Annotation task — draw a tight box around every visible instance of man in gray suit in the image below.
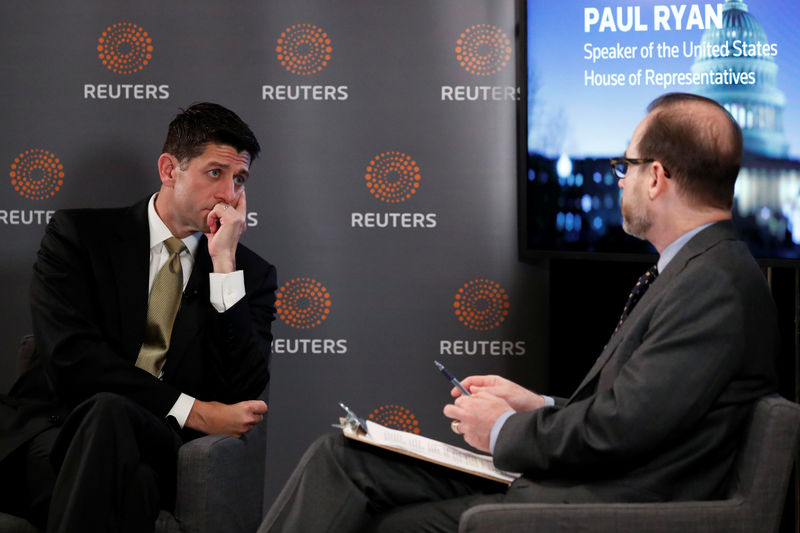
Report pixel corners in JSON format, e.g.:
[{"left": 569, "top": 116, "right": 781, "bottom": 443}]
[{"left": 259, "top": 93, "right": 779, "bottom": 532}]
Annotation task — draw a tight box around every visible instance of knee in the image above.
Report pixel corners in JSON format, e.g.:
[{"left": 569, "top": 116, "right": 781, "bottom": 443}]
[
  {"left": 310, "top": 432, "right": 343, "bottom": 450},
  {"left": 305, "top": 433, "right": 344, "bottom": 462},
  {"left": 82, "top": 392, "right": 135, "bottom": 421},
  {"left": 293, "top": 433, "right": 356, "bottom": 476}
]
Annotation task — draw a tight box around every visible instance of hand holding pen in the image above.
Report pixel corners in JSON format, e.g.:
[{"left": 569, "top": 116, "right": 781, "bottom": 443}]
[
  {"left": 435, "top": 360, "right": 471, "bottom": 396},
  {"left": 438, "top": 363, "right": 516, "bottom": 452}
]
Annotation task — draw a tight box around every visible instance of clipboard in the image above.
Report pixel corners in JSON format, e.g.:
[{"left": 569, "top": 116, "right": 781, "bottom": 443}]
[{"left": 333, "top": 403, "right": 519, "bottom": 485}]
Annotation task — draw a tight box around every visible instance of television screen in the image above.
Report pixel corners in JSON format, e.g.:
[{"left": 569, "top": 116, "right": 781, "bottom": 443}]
[{"left": 520, "top": 0, "right": 800, "bottom": 263}]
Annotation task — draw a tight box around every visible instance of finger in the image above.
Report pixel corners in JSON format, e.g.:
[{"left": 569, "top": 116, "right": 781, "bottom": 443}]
[
  {"left": 247, "top": 400, "right": 268, "bottom": 414},
  {"left": 206, "top": 210, "right": 220, "bottom": 234},
  {"left": 451, "top": 383, "right": 476, "bottom": 397},
  {"left": 236, "top": 189, "right": 247, "bottom": 213},
  {"left": 454, "top": 395, "right": 473, "bottom": 407},
  {"left": 443, "top": 403, "right": 463, "bottom": 420},
  {"left": 451, "top": 386, "right": 465, "bottom": 398},
  {"left": 459, "top": 375, "right": 490, "bottom": 391}
]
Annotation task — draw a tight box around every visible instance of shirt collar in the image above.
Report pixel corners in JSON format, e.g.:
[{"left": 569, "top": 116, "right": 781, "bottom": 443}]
[
  {"left": 657, "top": 221, "right": 715, "bottom": 273},
  {"left": 147, "top": 193, "right": 201, "bottom": 257}
]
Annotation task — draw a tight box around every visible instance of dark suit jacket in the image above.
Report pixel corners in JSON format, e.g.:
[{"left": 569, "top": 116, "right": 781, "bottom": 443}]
[
  {"left": 495, "top": 221, "right": 778, "bottom": 503},
  {"left": 0, "top": 197, "right": 276, "bottom": 461}
]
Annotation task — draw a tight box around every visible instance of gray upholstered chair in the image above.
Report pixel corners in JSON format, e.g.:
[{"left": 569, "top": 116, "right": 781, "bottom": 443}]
[
  {"left": 459, "top": 394, "right": 800, "bottom": 533},
  {"left": 1, "top": 335, "right": 267, "bottom": 533},
  {"left": 154, "top": 403, "right": 267, "bottom": 533}
]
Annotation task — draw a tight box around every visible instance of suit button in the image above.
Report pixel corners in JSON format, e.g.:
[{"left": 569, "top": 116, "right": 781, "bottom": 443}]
[{"left": 48, "top": 415, "right": 61, "bottom": 424}]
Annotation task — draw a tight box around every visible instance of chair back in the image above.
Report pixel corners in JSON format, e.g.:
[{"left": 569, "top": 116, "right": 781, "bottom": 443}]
[
  {"left": 16, "top": 334, "right": 36, "bottom": 377},
  {"left": 727, "top": 394, "right": 800, "bottom": 531}
]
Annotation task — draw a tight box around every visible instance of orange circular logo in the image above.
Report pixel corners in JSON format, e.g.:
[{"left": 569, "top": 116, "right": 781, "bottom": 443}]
[
  {"left": 9, "top": 149, "right": 64, "bottom": 200},
  {"left": 455, "top": 25, "right": 512, "bottom": 76},
  {"left": 97, "top": 22, "right": 153, "bottom": 75},
  {"left": 276, "top": 24, "right": 332, "bottom": 76},
  {"left": 364, "top": 152, "right": 421, "bottom": 203},
  {"left": 368, "top": 404, "right": 420, "bottom": 434},
  {"left": 453, "top": 279, "right": 510, "bottom": 331},
  {"left": 276, "top": 278, "right": 332, "bottom": 329}
]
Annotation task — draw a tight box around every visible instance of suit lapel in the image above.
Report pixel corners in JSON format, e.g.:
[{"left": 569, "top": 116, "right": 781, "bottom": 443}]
[
  {"left": 110, "top": 199, "right": 151, "bottom": 361},
  {"left": 161, "top": 236, "right": 210, "bottom": 377},
  {"left": 569, "top": 335, "right": 623, "bottom": 402},
  {"left": 567, "top": 221, "right": 738, "bottom": 404}
]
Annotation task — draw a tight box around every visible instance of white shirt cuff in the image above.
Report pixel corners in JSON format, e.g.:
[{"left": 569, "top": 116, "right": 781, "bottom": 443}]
[
  {"left": 209, "top": 270, "right": 245, "bottom": 312},
  {"left": 543, "top": 395, "right": 555, "bottom": 407},
  {"left": 168, "top": 393, "right": 195, "bottom": 428}
]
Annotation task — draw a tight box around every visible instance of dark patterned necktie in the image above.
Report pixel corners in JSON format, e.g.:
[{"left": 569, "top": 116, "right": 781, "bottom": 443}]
[
  {"left": 136, "top": 237, "right": 186, "bottom": 376},
  {"left": 614, "top": 265, "right": 658, "bottom": 333}
]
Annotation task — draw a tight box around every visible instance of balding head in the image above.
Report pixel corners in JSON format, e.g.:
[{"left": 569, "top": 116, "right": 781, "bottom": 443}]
[{"left": 637, "top": 93, "right": 742, "bottom": 210}]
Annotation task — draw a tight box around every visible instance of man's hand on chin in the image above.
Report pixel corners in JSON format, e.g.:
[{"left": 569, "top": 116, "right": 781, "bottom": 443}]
[{"left": 206, "top": 191, "right": 247, "bottom": 274}]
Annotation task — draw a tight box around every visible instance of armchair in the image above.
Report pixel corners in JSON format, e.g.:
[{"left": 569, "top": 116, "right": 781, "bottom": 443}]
[
  {"left": 459, "top": 395, "right": 800, "bottom": 533},
  {"left": 0, "top": 335, "right": 267, "bottom": 533}
]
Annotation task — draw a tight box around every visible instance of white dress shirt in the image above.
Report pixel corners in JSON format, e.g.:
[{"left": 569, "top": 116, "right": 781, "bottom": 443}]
[{"left": 146, "top": 194, "right": 246, "bottom": 428}]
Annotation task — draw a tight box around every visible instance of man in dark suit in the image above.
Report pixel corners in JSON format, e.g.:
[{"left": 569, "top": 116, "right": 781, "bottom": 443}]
[
  {"left": 258, "top": 93, "right": 778, "bottom": 532},
  {"left": 0, "top": 102, "right": 276, "bottom": 532}
]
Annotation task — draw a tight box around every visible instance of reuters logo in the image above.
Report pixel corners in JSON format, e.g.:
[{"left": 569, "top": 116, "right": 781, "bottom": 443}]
[
  {"left": 364, "top": 152, "right": 421, "bottom": 203},
  {"left": 9, "top": 149, "right": 64, "bottom": 200},
  {"left": 455, "top": 25, "right": 511, "bottom": 76},
  {"left": 276, "top": 24, "right": 332, "bottom": 76},
  {"left": 97, "top": 22, "right": 153, "bottom": 74},
  {"left": 276, "top": 277, "right": 332, "bottom": 329},
  {"left": 368, "top": 404, "right": 420, "bottom": 434},
  {"left": 454, "top": 279, "right": 510, "bottom": 331}
]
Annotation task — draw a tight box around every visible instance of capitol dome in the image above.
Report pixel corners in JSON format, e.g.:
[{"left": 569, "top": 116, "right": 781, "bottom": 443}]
[{"left": 691, "top": 0, "right": 788, "bottom": 158}]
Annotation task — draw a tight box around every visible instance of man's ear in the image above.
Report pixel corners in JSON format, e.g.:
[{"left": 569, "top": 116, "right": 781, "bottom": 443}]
[
  {"left": 647, "top": 161, "right": 669, "bottom": 200},
  {"left": 157, "top": 153, "right": 179, "bottom": 187}
]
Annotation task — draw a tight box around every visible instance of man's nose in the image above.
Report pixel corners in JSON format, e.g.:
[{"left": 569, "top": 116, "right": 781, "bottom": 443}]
[{"left": 215, "top": 176, "right": 237, "bottom": 204}]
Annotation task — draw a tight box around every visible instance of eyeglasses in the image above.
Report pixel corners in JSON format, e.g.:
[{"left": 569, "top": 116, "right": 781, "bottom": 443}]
[{"left": 609, "top": 157, "right": 656, "bottom": 179}]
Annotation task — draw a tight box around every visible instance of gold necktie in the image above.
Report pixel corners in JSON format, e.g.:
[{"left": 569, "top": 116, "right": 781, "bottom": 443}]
[{"left": 136, "top": 237, "right": 186, "bottom": 376}]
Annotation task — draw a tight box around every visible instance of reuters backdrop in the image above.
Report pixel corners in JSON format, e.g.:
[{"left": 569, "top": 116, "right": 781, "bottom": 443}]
[{"left": 0, "top": 0, "right": 547, "bottom": 506}]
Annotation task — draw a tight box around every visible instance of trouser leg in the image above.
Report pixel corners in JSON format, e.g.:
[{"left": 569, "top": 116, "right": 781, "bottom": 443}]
[
  {"left": 0, "top": 427, "right": 59, "bottom": 529},
  {"left": 0, "top": 447, "right": 26, "bottom": 517},
  {"left": 25, "top": 427, "right": 59, "bottom": 528},
  {"left": 367, "top": 490, "right": 506, "bottom": 533},
  {"left": 46, "top": 392, "right": 181, "bottom": 533},
  {"left": 260, "top": 433, "right": 505, "bottom": 533}
]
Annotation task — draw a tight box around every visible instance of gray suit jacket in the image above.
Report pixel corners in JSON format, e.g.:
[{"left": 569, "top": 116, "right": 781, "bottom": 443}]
[{"left": 495, "top": 221, "right": 778, "bottom": 503}]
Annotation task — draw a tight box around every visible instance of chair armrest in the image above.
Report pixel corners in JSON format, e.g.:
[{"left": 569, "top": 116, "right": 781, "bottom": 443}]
[
  {"left": 173, "top": 419, "right": 266, "bottom": 533},
  {"left": 459, "top": 499, "right": 751, "bottom": 533}
]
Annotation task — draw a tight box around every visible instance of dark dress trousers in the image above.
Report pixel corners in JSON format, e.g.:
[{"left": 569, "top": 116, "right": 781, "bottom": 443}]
[
  {"left": 260, "top": 220, "right": 778, "bottom": 533},
  {"left": 0, "top": 197, "right": 277, "bottom": 531}
]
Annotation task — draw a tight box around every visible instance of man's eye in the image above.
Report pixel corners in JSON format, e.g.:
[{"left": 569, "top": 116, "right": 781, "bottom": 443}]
[
  {"left": 234, "top": 176, "right": 246, "bottom": 186},
  {"left": 209, "top": 169, "right": 220, "bottom": 178}
]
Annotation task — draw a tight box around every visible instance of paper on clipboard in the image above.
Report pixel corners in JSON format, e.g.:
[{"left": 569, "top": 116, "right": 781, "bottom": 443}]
[{"left": 339, "top": 416, "right": 520, "bottom": 485}]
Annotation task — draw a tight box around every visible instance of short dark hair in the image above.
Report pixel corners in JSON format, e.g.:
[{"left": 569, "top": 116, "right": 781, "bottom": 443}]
[
  {"left": 162, "top": 102, "right": 261, "bottom": 166},
  {"left": 639, "top": 92, "right": 742, "bottom": 209}
]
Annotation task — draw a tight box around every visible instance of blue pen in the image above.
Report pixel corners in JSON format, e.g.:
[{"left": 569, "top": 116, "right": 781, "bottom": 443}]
[{"left": 434, "top": 360, "right": 471, "bottom": 396}]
